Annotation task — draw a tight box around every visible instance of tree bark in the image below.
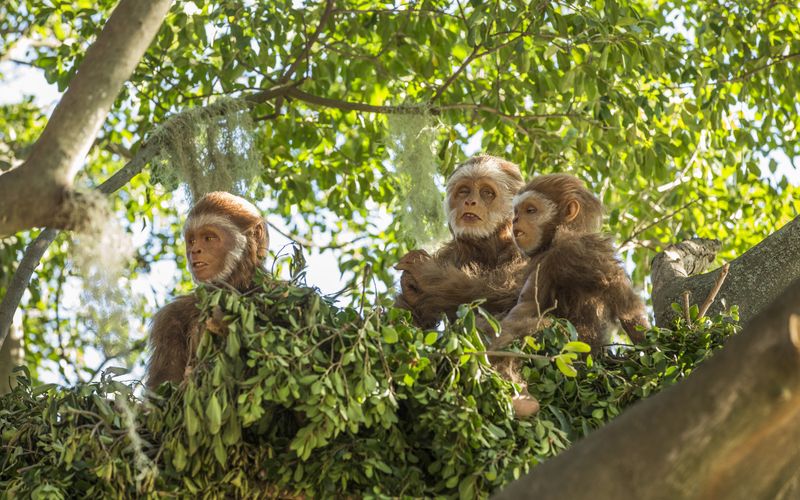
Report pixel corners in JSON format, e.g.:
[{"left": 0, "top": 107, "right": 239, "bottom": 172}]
[
  {"left": 651, "top": 215, "right": 800, "bottom": 327},
  {"left": 0, "top": 322, "right": 23, "bottom": 395},
  {"left": 0, "top": 0, "right": 173, "bottom": 236},
  {"left": 495, "top": 277, "right": 800, "bottom": 500}
]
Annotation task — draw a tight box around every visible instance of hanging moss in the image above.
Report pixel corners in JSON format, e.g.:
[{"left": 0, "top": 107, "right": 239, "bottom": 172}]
[
  {"left": 387, "top": 114, "right": 450, "bottom": 246},
  {"left": 149, "top": 98, "right": 260, "bottom": 201},
  {"left": 63, "top": 189, "right": 136, "bottom": 353}
]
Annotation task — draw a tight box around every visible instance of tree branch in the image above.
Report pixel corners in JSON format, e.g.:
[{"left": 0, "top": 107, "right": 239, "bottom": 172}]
[
  {"left": 283, "top": 86, "right": 581, "bottom": 122},
  {"left": 0, "top": 0, "right": 174, "bottom": 236},
  {"left": 0, "top": 229, "right": 58, "bottom": 351},
  {"left": 651, "top": 215, "right": 800, "bottom": 327},
  {"left": 280, "top": 0, "right": 335, "bottom": 84},
  {"left": 496, "top": 278, "right": 800, "bottom": 499}
]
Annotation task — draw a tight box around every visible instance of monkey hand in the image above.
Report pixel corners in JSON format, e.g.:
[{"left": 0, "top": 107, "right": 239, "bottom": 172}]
[
  {"left": 512, "top": 391, "right": 540, "bottom": 418},
  {"left": 204, "top": 305, "right": 229, "bottom": 336},
  {"left": 394, "top": 249, "right": 432, "bottom": 272}
]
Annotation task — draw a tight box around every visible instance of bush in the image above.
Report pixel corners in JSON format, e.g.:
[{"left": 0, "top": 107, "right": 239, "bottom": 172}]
[{"left": 0, "top": 273, "right": 739, "bottom": 498}]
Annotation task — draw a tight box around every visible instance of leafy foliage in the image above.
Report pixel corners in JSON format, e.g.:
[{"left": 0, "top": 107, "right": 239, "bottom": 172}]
[{"left": 0, "top": 274, "right": 739, "bottom": 497}]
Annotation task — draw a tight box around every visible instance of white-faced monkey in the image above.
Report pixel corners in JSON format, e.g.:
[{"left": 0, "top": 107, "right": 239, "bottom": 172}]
[
  {"left": 394, "top": 154, "right": 527, "bottom": 329},
  {"left": 146, "top": 192, "right": 269, "bottom": 389},
  {"left": 494, "top": 173, "right": 649, "bottom": 351}
]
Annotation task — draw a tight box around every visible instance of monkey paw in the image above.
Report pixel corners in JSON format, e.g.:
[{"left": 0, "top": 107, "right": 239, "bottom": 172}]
[
  {"left": 204, "top": 305, "right": 229, "bottom": 336},
  {"left": 512, "top": 393, "right": 541, "bottom": 418},
  {"left": 394, "top": 249, "right": 432, "bottom": 272}
]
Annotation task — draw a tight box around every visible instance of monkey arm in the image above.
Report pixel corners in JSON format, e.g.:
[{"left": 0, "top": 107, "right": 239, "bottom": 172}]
[
  {"left": 538, "top": 230, "right": 619, "bottom": 290},
  {"left": 610, "top": 273, "right": 650, "bottom": 343},
  {"left": 491, "top": 300, "right": 553, "bottom": 349},
  {"left": 396, "top": 257, "right": 527, "bottom": 329},
  {"left": 146, "top": 295, "right": 201, "bottom": 389}
]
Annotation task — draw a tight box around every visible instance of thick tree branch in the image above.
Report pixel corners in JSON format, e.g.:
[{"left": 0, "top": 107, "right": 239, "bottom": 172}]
[
  {"left": 284, "top": 87, "right": 581, "bottom": 122},
  {"left": 496, "top": 277, "right": 800, "bottom": 499},
  {"left": 0, "top": 229, "right": 58, "bottom": 351},
  {"left": 651, "top": 216, "right": 800, "bottom": 327},
  {"left": 0, "top": 0, "right": 173, "bottom": 236}
]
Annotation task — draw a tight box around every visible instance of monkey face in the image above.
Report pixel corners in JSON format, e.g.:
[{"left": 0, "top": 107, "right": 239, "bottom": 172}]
[
  {"left": 447, "top": 177, "right": 509, "bottom": 239},
  {"left": 511, "top": 191, "right": 558, "bottom": 255},
  {"left": 185, "top": 223, "right": 244, "bottom": 283}
]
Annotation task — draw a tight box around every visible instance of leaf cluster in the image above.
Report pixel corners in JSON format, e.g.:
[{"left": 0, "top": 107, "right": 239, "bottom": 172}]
[{"left": 0, "top": 274, "right": 739, "bottom": 498}]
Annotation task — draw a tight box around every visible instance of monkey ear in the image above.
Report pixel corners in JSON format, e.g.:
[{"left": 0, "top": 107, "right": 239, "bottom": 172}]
[
  {"left": 252, "top": 222, "right": 264, "bottom": 238},
  {"left": 565, "top": 199, "right": 581, "bottom": 223}
]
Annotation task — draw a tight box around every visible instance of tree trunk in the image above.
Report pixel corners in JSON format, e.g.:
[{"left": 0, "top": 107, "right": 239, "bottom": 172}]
[
  {"left": 651, "top": 215, "right": 800, "bottom": 327},
  {"left": 494, "top": 277, "right": 800, "bottom": 499},
  {"left": 0, "top": 0, "right": 173, "bottom": 236},
  {"left": 0, "top": 323, "right": 23, "bottom": 395}
]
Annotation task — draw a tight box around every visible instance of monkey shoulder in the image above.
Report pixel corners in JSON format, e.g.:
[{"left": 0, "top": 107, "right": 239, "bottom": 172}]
[
  {"left": 150, "top": 295, "right": 202, "bottom": 336},
  {"left": 547, "top": 230, "right": 618, "bottom": 265},
  {"left": 542, "top": 230, "right": 624, "bottom": 288}
]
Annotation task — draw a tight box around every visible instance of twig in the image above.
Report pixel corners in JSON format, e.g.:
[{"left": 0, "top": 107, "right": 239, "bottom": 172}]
[
  {"left": 431, "top": 45, "right": 481, "bottom": 102},
  {"left": 619, "top": 199, "right": 699, "bottom": 251},
  {"left": 471, "top": 350, "right": 551, "bottom": 361},
  {"left": 280, "top": 0, "right": 335, "bottom": 84},
  {"left": 697, "top": 263, "right": 730, "bottom": 320},
  {"left": 682, "top": 290, "right": 692, "bottom": 323},
  {"left": 533, "top": 263, "right": 545, "bottom": 330}
]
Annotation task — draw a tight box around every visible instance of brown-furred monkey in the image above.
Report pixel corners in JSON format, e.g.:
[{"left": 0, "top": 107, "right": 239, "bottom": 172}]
[
  {"left": 146, "top": 191, "right": 269, "bottom": 389},
  {"left": 394, "top": 154, "right": 540, "bottom": 417},
  {"left": 394, "top": 154, "right": 527, "bottom": 329},
  {"left": 492, "top": 174, "right": 649, "bottom": 352}
]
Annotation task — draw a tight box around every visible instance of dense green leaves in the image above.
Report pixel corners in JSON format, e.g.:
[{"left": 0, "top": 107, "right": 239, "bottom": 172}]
[{"left": 0, "top": 274, "right": 739, "bottom": 497}]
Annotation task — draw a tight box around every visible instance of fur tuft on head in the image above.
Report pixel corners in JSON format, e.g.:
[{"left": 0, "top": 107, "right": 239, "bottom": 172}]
[
  {"left": 184, "top": 191, "right": 269, "bottom": 286},
  {"left": 446, "top": 154, "right": 524, "bottom": 201},
  {"left": 445, "top": 155, "right": 524, "bottom": 239},
  {"left": 516, "top": 174, "right": 603, "bottom": 232}
]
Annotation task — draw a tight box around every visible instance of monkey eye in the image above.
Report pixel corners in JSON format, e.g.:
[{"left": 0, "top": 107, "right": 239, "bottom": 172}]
[
  {"left": 481, "top": 188, "right": 495, "bottom": 199},
  {"left": 458, "top": 187, "right": 470, "bottom": 195},
  {"left": 527, "top": 206, "right": 538, "bottom": 214}
]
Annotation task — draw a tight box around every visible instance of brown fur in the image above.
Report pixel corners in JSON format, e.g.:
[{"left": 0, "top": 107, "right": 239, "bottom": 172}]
[
  {"left": 146, "top": 192, "right": 268, "bottom": 389},
  {"left": 495, "top": 175, "right": 649, "bottom": 350},
  {"left": 146, "top": 295, "right": 202, "bottom": 389},
  {"left": 395, "top": 224, "right": 528, "bottom": 328}
]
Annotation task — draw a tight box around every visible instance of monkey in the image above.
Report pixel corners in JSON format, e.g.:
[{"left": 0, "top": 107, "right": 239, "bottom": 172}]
[
  {"left": 393, "top": 155, "right": 541, "bottom": 417},
  {"left": 491, "top": 173, "right": 649, "bottom": 352},
  {"left": 394, "top": 154, "right": 528, "bottom": 330},
  {"left": 146, "top": 191, "right": 269, "bottom": 389}
]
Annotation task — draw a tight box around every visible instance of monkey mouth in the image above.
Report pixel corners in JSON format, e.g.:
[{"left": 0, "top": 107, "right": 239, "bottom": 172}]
[
  {"left": 461, "top": 212, "right": 481, "bottom": 222},
  {"left": 513, "top": 229, "right": 525, "bottom": 238},
  {"left": 192, "top": 261, "right": 208, "bottom": 270}
]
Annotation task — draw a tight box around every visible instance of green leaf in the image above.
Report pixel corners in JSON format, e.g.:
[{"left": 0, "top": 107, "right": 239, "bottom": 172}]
[
  {"left": 206, "top": 394, "right": 222, "bottom": 435},
  {"left": 562, "top": 341, "right": 591, "bottom": 353},
  {"left": 383, "top": 326, "right": 399, "bottom": 344},
  {"left": 555, "top": 355, "right": 578, "bottom": 377},
  {"left": 424, "top": 331, "right": 438, "bottom": 345}
]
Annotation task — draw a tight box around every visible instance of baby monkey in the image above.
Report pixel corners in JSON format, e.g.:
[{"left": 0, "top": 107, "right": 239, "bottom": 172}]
[{"left": 494, "top": 173, "right": 649, "bottom": 351}]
